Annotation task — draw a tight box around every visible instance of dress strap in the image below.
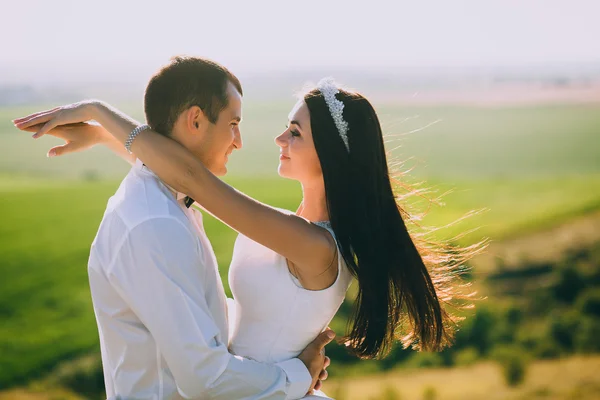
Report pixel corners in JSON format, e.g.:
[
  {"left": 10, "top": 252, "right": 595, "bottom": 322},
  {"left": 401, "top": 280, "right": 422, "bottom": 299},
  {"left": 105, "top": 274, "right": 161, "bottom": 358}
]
[{"left": 314, "top": 220, "right": 333, "bottom": 232}]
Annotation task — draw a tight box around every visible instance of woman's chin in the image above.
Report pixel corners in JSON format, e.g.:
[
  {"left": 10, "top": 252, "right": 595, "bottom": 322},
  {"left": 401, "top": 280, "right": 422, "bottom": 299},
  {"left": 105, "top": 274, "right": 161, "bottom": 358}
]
[{"left": 277, "top": 165, "right": 291, "bottom": 179}]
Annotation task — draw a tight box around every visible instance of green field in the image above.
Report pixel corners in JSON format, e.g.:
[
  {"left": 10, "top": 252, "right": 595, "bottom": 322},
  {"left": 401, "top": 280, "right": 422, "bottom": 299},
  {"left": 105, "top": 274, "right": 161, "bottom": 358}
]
[
  {"left": 325, "top": 356, "right": 600, "bottom": 400},
  {"left": 1, "top": 101, "right": 599, "bottom": 389},
  {"left": 2, "top": 103, "right": 599, "bottom": 179},
  {"left": 0, "top": 176, "right": 301, "bottom": 386}
]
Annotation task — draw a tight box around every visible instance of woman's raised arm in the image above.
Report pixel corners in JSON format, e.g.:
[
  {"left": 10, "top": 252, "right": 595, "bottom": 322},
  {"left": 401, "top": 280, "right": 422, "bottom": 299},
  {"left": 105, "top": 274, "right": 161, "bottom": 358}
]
[{"left": 14, "top": 101, "right": 336, "bottom": 278}]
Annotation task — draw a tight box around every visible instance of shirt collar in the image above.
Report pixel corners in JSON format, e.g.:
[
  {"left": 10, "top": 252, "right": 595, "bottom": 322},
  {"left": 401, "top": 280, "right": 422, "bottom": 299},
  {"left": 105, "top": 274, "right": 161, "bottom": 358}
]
[{"left": 134, "top": 159, "right": 188, "bottom": 202}]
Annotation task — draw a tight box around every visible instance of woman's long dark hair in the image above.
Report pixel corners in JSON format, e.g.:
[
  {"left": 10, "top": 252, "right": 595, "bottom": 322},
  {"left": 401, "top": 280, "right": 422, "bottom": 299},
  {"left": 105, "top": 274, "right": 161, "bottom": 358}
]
[{"left": 305, "top": 86, "right": 479, "bottom": 359}]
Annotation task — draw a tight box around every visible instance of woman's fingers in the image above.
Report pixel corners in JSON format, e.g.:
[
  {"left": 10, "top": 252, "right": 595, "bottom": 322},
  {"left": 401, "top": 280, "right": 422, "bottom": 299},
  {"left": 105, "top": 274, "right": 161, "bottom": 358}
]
[
  {"left": 17, "top": 122, "right": 74, "bottom": 141},
  {"left": 13, "top": 107, "right": 60, "bottom": 124},
  {"left": 14, "top": 108, "right": 57, "bottom": 126},
  {"left": 48, "top": 138, "right": 89, "bottom": 157},
  {"left": 14, "top": 116, "right": 57, "bottom": 139},
  {"left": 33, "top": 118, "right": 60, "bottom": 139},
  {"left": 47, "top": 144, "right": 65, "bottom": 158},
  {"left": 17, "top": 123, "right": 44, "bottom": 133},
  {"left": 47, "top": 143, "right": 69, "bottom": 158},
  {"left": 15, "top": 103, "right": 95, "bottom": 136},
  {"left": 15, "top": 110, "right": 58, "bottom": 131}
]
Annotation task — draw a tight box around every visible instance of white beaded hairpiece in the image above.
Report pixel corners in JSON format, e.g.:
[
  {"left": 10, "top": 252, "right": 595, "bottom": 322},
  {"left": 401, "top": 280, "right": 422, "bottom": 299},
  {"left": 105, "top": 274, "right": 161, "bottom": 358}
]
[{"left": 316, "top": 77, "right": 350, "bottom": 151}]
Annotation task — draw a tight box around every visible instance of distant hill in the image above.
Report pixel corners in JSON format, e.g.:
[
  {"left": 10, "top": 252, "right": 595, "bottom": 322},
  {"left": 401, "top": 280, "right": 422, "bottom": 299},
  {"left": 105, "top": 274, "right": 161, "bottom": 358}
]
[
  {"left": 0, "top": 85, "right": 84, "bottom": 107},
  {"left": 1, "top": 63, "right": 599, "bottom": 106}
]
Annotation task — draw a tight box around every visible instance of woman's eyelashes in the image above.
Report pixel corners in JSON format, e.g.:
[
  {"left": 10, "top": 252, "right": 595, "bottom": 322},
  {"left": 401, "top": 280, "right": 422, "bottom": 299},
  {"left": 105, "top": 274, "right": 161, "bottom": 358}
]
[{"left": 285, "top": 124, "right": 300, "bottom": 137}]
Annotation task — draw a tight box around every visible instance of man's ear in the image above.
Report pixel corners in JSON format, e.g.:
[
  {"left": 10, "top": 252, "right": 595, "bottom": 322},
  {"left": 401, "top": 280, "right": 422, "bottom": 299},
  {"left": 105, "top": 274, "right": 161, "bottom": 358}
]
[{"left": 186, "top": 106, "right": 207, "bottom": 133}]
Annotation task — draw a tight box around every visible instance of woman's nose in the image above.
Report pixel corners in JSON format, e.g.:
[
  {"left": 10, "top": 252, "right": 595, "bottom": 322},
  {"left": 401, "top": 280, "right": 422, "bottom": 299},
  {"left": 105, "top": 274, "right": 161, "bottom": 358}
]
[{"left": 275, "top": 131, "right": 288, "bottom": 147}]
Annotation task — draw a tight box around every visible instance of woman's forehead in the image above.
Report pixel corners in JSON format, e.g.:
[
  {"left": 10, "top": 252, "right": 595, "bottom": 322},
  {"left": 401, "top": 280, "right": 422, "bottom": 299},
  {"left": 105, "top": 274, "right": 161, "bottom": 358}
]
[{"left": 288, "top": 100, "right": 309, "bottom": 122}]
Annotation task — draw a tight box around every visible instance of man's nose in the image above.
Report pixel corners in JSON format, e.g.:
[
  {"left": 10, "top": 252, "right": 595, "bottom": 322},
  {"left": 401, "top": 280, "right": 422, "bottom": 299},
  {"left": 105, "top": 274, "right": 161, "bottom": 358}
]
[{"left": 234, "top": 128, "right": 243, "bottom": 150}]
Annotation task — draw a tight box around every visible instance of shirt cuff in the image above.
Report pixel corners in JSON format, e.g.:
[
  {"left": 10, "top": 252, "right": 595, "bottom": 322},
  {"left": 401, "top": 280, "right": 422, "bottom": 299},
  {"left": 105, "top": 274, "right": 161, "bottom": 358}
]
[{"left": 275, "top": 358, "right": 312, "bottom": 400}]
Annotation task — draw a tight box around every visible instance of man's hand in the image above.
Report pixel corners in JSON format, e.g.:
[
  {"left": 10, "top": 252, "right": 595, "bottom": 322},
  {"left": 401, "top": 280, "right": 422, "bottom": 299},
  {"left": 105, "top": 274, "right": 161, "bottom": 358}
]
[
  {"left": 313, "top": 354, "right": 330, "bottom": 392},
  {"left": 298, "top": 329, "right": 335, "bottom": 394}
]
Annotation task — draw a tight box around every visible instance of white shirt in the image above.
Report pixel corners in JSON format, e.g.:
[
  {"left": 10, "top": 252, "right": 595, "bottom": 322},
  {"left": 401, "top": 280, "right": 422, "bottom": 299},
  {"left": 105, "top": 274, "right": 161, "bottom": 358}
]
[{"left": 88, "top": 160, "right": 312, "bottom": 399}]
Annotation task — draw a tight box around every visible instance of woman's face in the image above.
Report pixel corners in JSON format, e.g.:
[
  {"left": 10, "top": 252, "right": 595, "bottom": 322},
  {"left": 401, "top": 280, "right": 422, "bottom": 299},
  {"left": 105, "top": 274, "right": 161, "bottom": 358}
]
[{"left": 275, "top": 100, "right": 323, "bottom": 183}]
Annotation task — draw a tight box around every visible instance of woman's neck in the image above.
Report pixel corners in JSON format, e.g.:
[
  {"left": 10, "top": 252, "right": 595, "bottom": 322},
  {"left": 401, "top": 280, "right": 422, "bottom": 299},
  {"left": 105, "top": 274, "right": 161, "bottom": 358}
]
[{"left": 298, "top": 181, "right": 329, "bottom": 222}]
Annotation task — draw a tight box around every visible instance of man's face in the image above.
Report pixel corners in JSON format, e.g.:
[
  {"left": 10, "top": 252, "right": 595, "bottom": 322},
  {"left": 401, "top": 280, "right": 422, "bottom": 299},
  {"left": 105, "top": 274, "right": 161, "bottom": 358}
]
[
  {"left": 175, "top": 81, "right": 243, "bottom": 176},
  {"left": 201, "top": 82, "right": 243, "bottom": 175}
]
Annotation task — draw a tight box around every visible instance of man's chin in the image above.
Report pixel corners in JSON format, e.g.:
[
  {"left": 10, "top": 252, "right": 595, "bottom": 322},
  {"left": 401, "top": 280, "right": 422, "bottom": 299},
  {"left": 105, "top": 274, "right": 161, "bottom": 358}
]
[{"left": 212, "top": 165, "right": 228, "bottom": 177}]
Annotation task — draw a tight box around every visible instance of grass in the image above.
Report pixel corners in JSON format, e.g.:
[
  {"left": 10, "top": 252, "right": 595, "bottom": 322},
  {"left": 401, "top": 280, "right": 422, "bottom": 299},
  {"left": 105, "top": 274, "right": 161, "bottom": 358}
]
[
  {"left": 2, "top": 103, "right": 599, "bottom": 179},
  {"left": 0, "top": 175, "right": 303, "bottom": 387},
  {"left": 380, "top": 104, "right": 600, "bottom": 179},
  {"left": 325, "top": 355, "right": 600, "bottom": 400},
  {"left": 0, "top": 180, "right": 117, "bottom": 387},
  {"left": 419, "top": 174, "right": 600, "bottom": 243},
  {"left": 1, "top": 173, "right": 599, "bottom": 387},
  {"left": 2, "top": 356, "right": 599, "bottom": 399}
]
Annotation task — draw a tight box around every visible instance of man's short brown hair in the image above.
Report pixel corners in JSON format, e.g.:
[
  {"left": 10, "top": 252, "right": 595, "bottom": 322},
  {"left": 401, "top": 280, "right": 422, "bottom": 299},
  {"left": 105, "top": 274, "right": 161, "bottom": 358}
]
[{"left": 144, "top": 56, "right": 243, "bottom": 136}]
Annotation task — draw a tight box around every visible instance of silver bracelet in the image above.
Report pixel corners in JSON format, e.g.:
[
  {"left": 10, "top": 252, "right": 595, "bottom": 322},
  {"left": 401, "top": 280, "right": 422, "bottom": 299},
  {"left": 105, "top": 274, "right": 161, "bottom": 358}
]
[{"left": 125, "top": 124, "right": 150, "bottom": 154}]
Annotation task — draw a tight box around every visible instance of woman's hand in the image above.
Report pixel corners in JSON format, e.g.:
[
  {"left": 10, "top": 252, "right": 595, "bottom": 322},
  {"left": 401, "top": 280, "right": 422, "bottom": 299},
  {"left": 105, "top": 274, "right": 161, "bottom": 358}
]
[
  {"left": 16, "top": 120, "right": 108, "bottom": 157},
  {"left": 13, "top": 100, "right": 100, "bottom": 139},
  {"left": 13, "top": 101, "right": 137, "bottom": 165}
]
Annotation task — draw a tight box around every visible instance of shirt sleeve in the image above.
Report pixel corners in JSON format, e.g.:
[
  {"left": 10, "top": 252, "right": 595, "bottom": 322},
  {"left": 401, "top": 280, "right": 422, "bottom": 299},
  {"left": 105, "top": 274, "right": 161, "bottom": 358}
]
[
  {"left": 226, "top": 297, "right": 237, "bottom": 343},
  {"left": 106, "top": 217, "right": 312, "bottom": 399}
]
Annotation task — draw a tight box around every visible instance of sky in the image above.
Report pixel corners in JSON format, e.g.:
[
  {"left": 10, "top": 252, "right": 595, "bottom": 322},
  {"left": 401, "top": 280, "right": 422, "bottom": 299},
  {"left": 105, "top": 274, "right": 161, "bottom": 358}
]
[{"left": 1, "top": 0, "right": 599, "bottom": 84}]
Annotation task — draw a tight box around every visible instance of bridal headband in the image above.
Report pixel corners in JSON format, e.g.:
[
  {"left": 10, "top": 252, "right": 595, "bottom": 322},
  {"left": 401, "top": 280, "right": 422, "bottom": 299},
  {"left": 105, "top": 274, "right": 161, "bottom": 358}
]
[{"left": 316, "top": 77, "right": 350, "bottom": 151}]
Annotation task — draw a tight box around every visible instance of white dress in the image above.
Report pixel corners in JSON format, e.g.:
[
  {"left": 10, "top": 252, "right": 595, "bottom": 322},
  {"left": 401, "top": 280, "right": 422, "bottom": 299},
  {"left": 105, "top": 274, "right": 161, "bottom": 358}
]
[{"left": 228, "top": 213, "right": 354, "bottom": 399}]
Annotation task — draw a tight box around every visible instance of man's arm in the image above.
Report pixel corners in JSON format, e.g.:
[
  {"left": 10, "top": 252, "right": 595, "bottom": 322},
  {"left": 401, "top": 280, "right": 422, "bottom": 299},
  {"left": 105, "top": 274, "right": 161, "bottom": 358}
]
[{"left": 107, "top": 217, "right": 313, "bottom": 399}]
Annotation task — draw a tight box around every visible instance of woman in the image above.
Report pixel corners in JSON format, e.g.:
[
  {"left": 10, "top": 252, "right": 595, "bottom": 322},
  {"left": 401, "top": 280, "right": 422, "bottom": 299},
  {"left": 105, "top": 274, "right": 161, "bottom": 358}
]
[{"left": 15, "top": 78, "right": 475, "bottom": 395}]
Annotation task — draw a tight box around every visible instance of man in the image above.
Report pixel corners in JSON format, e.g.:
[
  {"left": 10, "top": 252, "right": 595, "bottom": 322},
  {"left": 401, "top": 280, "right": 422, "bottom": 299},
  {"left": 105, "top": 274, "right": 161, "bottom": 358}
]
[{"left": 14, "top": 57, "right": 332, "bottom": 399}]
